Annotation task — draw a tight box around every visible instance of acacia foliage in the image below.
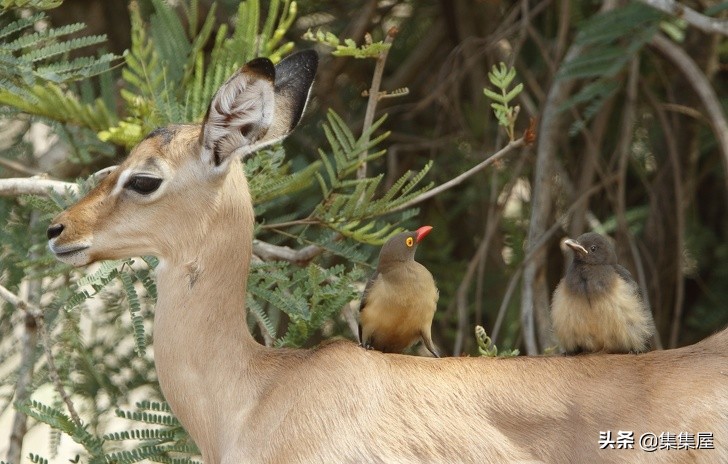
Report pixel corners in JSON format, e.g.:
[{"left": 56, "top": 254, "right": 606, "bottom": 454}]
[{"left": 2, "top": 1, "right": 728, "bottom": 462}]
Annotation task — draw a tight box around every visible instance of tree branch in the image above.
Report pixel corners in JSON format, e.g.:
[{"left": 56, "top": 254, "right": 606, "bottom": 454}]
[
  {"left": 391, "top": 136, "right": 526, "bottom": 213},
  {"left": 0, "top": 284, "right": 81, "bottom": 427},
  {"left": 0, "top": 177, "right": 77, "bottom": 197},
  {"left": 6, "top": 308, "right": 37, "bottom": 464},
  {"left": 521, "top": 43, "right": 584, "bottom": 355},
  {"left": 252, "top": 240, "right": 324, "bottom": 266},
  {"left": 357, "top": 27, "right": 397, "bottom": 179},
  {"left": 637, "top": 0, "right": 728, "bottom": 37},
  {"left": 0, "top": 157, "right": 42, "bottom": 176},
  {"left": 644, "top": 85, "right": 683, "bottom": 350},
  {"left": 650, "top": 33, "right": 728, "bottom": 195}
]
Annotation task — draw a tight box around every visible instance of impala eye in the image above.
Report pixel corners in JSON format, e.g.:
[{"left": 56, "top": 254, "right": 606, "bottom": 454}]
[{"left": 124, "top": 175, "right": 162, "bottom": 195}]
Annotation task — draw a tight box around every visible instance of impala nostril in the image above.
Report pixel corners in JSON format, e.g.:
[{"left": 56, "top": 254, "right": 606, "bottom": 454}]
[{"left": 47, "top": 223, "right": 64, "bottom": 240}]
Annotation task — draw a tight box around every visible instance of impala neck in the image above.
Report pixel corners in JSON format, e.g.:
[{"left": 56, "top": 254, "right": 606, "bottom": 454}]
[{"left": 151, "top": 164, "right": 263, "bottom": 457}]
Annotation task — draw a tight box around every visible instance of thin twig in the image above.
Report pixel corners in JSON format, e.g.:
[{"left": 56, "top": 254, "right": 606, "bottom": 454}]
[
  {"left": 569, "top": 101, "right": 613, "bottom": 237},
  {"left": 390, "top": 137, "right": 526, "bottom": 213},
  {"left": 37, "top": 310, "right": 81, "bottom": 426},
  {"left": 615, "top": 56, "right": 654, "bottom": 317},
  {"left": 0, "top": 157, "right": 42, "bottom": 176},
  {"left": 644, "top": 83, "right": 683, "bottom": 350},
  {"left": 555, "top": 0, "right": 570, "bottom": 62},
  {"left": 453, "top": 206, "right": 498, "bottom": 356},
  {"left": 7, "top": 212, "right": 44, "bottom": 464},
  {"left": 412, "top": 0, "right": 551, "bottom": 114},
  {"left": 314, "top": 0, "right": 378, "bottom": 111},
  {"left": 491, "top": 267, "right": 523, "bottom": 345},
  {"left": 0, "top": 284, "right": 82, "bottom": 427},
  {"left": 453, "top": 152, "right": 528, "bottom": 355},
  {"left": 6, "top": 307, "right": 37, "bottom": 464},
  {"left": 357, "top": 27, "right": 397, "bottom": 179},
  {"left": 636, "top": 0, "right": 728, "bottom": 37},
  {"left": 650, "top": 34, "right": 728, "bottom": 195}
]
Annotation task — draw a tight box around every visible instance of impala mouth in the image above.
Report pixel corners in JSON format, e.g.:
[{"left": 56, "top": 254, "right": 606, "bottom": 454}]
[{"left": 49, "top": 243, "right": 91, "bottom": 265}]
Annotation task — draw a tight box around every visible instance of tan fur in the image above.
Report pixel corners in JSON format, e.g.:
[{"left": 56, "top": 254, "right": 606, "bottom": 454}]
[
  {"left": 48, "top": 62, "right": 728, "bottom": 464},
  {"left": 360, "top": 261, "right": 438, "bottom": 353},
  {"left": 552, "top": 277, "right": 654, "bottom": 353}
]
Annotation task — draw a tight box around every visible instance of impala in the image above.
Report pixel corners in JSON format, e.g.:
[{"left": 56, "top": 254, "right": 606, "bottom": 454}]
[{"left": 47, "top": 50, "right": 727, "bottom": 463}]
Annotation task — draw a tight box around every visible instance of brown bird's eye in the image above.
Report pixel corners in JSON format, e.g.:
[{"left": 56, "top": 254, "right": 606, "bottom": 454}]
[
  {"left": 406, "top": 237, "right": 414, "bottom": 247},
  {"left": 590, "top": 245, "right": 597, "bottom": 252}
]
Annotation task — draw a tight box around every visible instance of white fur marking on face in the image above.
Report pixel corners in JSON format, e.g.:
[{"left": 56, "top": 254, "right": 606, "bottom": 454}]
[{"left": 112, "top": 169, "right": 132, "bottom": 197}]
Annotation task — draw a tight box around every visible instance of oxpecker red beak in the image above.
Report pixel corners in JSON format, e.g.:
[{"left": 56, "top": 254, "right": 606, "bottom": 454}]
[{"left": 416, "top": 225, "right": 433, "bottom": 243}]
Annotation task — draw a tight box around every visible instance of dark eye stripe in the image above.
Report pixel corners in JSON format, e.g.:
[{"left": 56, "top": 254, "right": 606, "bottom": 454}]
[{"left": 124, "top": 175, "right": 162, "bottom": 195}]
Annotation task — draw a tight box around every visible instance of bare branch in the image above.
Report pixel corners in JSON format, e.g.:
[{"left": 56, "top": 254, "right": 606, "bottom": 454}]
[
  {"left": 650, "top": 34, "right": 728, "bottom": 194},
  {"left": 521, "top": 44, "right": 583, "bottom": 355},
  {"left": 0, "top": 284, "right": 81, "bottom": 427},
  {"left": 637, "top": 0, "right": 728, "bottom": 37},
  {"left": 0, "top": 157, "right": 42, "bottom": 176},
  {"left": 452, "top": 152, "right": 528, "bottom": 355},
  {"left": 252, "top": 240, "right": 324, "bottom": 266},
  {"left": 357, "top": 27, "right": 397, "bottom": 179},
  {"left": 0, "top": 177, "right": 77, "bottom": 197},
  {"left": 391, "top": 137, "right": 526, "bottom": 213},
  {"left": 0, "top": 286, "right": 41, "bottom": 318},
  {"left": 647, "top": 92, "right": 682, "bottom": 349},
  {"left": 0, "top": 166, "right": 114, "bottom": 198},
  {"left": 615, "top": 57, "right": 651, "bottom": 311},
  {"left": 6, "top": 309, "right": 37, "bottom": 464}
]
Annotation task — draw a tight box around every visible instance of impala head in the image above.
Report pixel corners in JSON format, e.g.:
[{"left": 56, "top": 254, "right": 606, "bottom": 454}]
[{"left": 47, "top": 51, "right": 318, "bottom": 266}]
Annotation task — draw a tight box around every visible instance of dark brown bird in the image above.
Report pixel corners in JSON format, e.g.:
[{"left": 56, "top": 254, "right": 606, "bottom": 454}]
[
  {"left": 551, "top": 232, "right": 656, "bottom": 354},
  {"left": 359, "top": 226, "right": 440, "bottom": 357}
]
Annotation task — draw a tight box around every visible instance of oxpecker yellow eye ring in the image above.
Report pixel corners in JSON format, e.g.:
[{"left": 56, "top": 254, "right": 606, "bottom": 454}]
[{"left": 406, "top": 237, "right": 414, "bottom": 247}]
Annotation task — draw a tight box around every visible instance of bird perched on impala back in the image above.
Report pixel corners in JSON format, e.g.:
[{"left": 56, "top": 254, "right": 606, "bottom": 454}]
[
  {"left": 551, "top": 232, "right": 656, "bottom": 354},
  {"left": 359, "top": 226, "right": 440, "bottom": 357}
]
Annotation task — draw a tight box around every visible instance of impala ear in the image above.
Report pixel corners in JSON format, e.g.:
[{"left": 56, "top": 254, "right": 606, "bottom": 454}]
[
  {"left": 200, "top": 57, "right": 276, "bottom": 169},
  {"left": 254, "top": 50, "right": 318, "bottom": 150},
  {"left": 200, "top": 50, "right": 318, "bottom": 170}
]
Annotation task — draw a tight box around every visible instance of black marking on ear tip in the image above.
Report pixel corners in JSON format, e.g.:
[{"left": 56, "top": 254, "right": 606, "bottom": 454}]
[
  {"left": 275, "top": 50, "right": 319, "bottom": 89},
  {"left": 244, "top": 57, "right": 275, "bottom": 81},
  {"left": 290, "top": 49, "right": 319, "bottom": 69},
  {"left": 274, "top": 50, "right": 319, "bottom": 132}
]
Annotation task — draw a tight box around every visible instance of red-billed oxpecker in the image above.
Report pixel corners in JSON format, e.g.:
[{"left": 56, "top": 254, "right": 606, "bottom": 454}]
[{"left": 359, "top": 226, "right": 440, "bottom": 357}]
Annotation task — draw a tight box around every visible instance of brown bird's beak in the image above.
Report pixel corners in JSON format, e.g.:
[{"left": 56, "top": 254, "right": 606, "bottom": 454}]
[
  {"left": 415, "top": 225, "right": 433, "bottom": 243},
  {"left": 564, "top": 238, "right": 588, "bottom": 256}
]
